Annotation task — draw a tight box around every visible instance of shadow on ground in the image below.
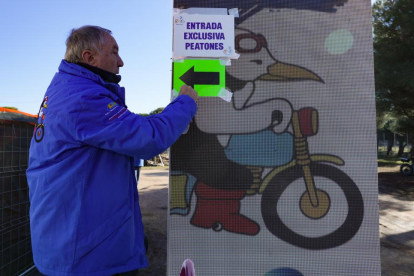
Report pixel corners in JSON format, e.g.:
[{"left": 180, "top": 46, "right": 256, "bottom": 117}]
[
  {"left": 378, "top": 171, "right": 414, "bottom": 199},
  {"left": 380, "top": 235, "right": 414, "bottom": 276},
  {"left": 378, "top": 168, "right": 414, "bottom": 276}
]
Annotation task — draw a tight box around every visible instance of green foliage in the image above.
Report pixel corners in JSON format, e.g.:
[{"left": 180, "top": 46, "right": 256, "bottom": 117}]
[
  {"left": 389, "top": 117, "right": 414, "bottom": 136},
  {"left": 149, "top": 107, "right": 165, "bottom": 116},
  {"left": 373, "top": 0, "right": 414, "bottom": 145},
  {"left": 377, "top": 155, "right": 403, "bottom": 167},
  {"left": 2, "top": 106, "right": 18, "bottom": 110},
  {"left": 137, "top": 107, "right": 164, "bottom": 117}
]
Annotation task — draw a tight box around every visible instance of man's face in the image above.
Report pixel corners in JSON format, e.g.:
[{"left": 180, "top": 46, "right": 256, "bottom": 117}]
[{"left": 93, "top": 34, "right": 124, "bottom": 74}]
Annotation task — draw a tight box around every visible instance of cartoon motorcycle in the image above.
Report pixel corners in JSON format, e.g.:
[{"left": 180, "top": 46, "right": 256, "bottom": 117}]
[
  {"left": 259, "top": 107, "right": 364, "bottom": 249},
  {"left": 170, "top": 107, "right": 364, "bottom": 250}
]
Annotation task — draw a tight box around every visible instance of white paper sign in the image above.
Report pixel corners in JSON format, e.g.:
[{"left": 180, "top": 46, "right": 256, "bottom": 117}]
[{"left": 173, "top": 14, "right": 235, "bottom": 58}]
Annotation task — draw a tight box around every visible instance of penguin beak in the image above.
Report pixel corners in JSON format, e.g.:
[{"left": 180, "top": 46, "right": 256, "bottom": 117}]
[{"left": 259, "top": 61, "right": 324, "bottom": 83}]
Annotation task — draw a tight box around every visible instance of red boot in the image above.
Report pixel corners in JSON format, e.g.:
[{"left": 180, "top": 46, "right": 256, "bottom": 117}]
[{"left": 190, "top": 182, "right": 260, "bottom": 235}]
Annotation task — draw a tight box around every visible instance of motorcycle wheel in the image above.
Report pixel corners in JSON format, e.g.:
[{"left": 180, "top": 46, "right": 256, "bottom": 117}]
[
  {"left": 261, "top": 163, "right": 364, "bottom": 250},
  {"left": 400, "top": 164, "right": 413, "bottom": 176}
]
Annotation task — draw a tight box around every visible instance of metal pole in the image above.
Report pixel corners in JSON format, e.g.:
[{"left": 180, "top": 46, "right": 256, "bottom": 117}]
[{"left": 159, "top": 154, "right": 165, "bottom": 167}]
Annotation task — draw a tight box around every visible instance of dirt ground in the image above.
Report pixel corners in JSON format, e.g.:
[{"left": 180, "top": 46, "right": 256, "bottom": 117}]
[
  {"left": 137, "top": 169, "right": 170, "bottom": 276},
  {"left": 378, "top": 165, "right": 414, "bottom": 276},
  {"left": 138, "top": 166, "right": 414, "bottom": 276}
]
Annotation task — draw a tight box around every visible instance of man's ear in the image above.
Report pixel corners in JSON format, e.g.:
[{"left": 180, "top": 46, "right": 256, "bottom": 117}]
[{"left": 81, "top": 50, "right": 96, "bottom": 65}]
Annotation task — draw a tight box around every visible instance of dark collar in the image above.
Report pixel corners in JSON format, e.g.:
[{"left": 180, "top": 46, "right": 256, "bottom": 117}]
[{"left": 77, "top": 63, "right": 122, "bottom": 84}]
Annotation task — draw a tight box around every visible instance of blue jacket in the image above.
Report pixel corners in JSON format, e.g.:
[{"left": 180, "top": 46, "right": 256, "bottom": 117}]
[{"left": 27, "top": 60, "right": 197, "bottom": 276}]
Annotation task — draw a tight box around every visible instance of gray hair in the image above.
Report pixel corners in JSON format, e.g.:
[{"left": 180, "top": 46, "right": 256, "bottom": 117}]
[{"left": 64, "top": 25, "right": 112, "bottom": 63}]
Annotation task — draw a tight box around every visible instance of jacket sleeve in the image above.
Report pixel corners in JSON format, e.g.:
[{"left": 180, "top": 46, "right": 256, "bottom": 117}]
[{"left": 75, "top": 93, "right": 197, "bottom": 159}]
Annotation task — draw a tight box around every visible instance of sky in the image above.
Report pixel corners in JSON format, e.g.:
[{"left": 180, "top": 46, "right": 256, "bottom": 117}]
[
  {"left": 0, "top": 0, "right": 378, "bottom": 115},
  {"left": 0, "top": 1, "right": 174, "bottom": 115}
]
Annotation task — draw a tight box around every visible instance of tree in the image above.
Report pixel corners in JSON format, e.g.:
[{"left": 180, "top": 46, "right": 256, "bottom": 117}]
[
  {"left": 149, "top": 107, "right": 164, "bottom": 116},
  {"left": 373, "top": 0, "right": 414, "bottom": 156},
  {"left": 137, "top": 107, "right": 164, "bottom": 117},
  {"left": 385, "top": 116, "right": 411, "bottom": 156}
]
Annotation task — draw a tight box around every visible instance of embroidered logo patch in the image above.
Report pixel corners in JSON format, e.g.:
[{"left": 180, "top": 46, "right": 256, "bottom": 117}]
[
  {"left": 43, "top": 96, "right": 48, "bottom": 108},
  {"left": 34, "top": 124, "right": 45, "bottom": 143},
  {"left": 107, "top": 102, "right": 118, "bottom": 110},
  {"left": 34, "top": 95, "right": 48, "bottom": 143},
  {"left": 109, "top": 107, "right": 127, "bottom": 121}
]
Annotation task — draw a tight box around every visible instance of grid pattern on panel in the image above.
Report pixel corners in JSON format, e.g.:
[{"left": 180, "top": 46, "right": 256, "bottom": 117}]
[
  {"left": 168, "top": 1, "right": 381, "bottom": 275},
  {"left": 0, "top": 121, "right": 35, "bottom": 276}
]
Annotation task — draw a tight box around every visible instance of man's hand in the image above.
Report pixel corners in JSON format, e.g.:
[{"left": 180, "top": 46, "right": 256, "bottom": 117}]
[{"left": 179, "top": 85, "right": 198, "bottom": 103}]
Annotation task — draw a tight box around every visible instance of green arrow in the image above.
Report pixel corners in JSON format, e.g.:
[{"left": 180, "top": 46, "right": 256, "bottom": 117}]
[{"left": 173, "top": 59, "right": 225, "bottom": 97}]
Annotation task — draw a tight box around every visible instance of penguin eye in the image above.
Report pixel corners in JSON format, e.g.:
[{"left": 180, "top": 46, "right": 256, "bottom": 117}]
[
  {"left": 235, "top": 33, "right": 267, "bottom": 53},
  {"left": 239, "top": 38, "right": 258, "bottom": 50}
]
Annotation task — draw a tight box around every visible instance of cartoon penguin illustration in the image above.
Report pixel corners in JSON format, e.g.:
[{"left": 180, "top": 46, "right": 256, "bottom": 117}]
[
  {"left": 171, "top": 0, "right": 346, "bottom": 236},
  {"left": 171, "top": 26, "right": 323, "bottom": 236}
]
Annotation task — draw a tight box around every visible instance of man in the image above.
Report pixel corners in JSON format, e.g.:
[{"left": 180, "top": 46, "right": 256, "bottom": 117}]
[{"left": 27, "top": 25, "right": 198, "bottom": 276}]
